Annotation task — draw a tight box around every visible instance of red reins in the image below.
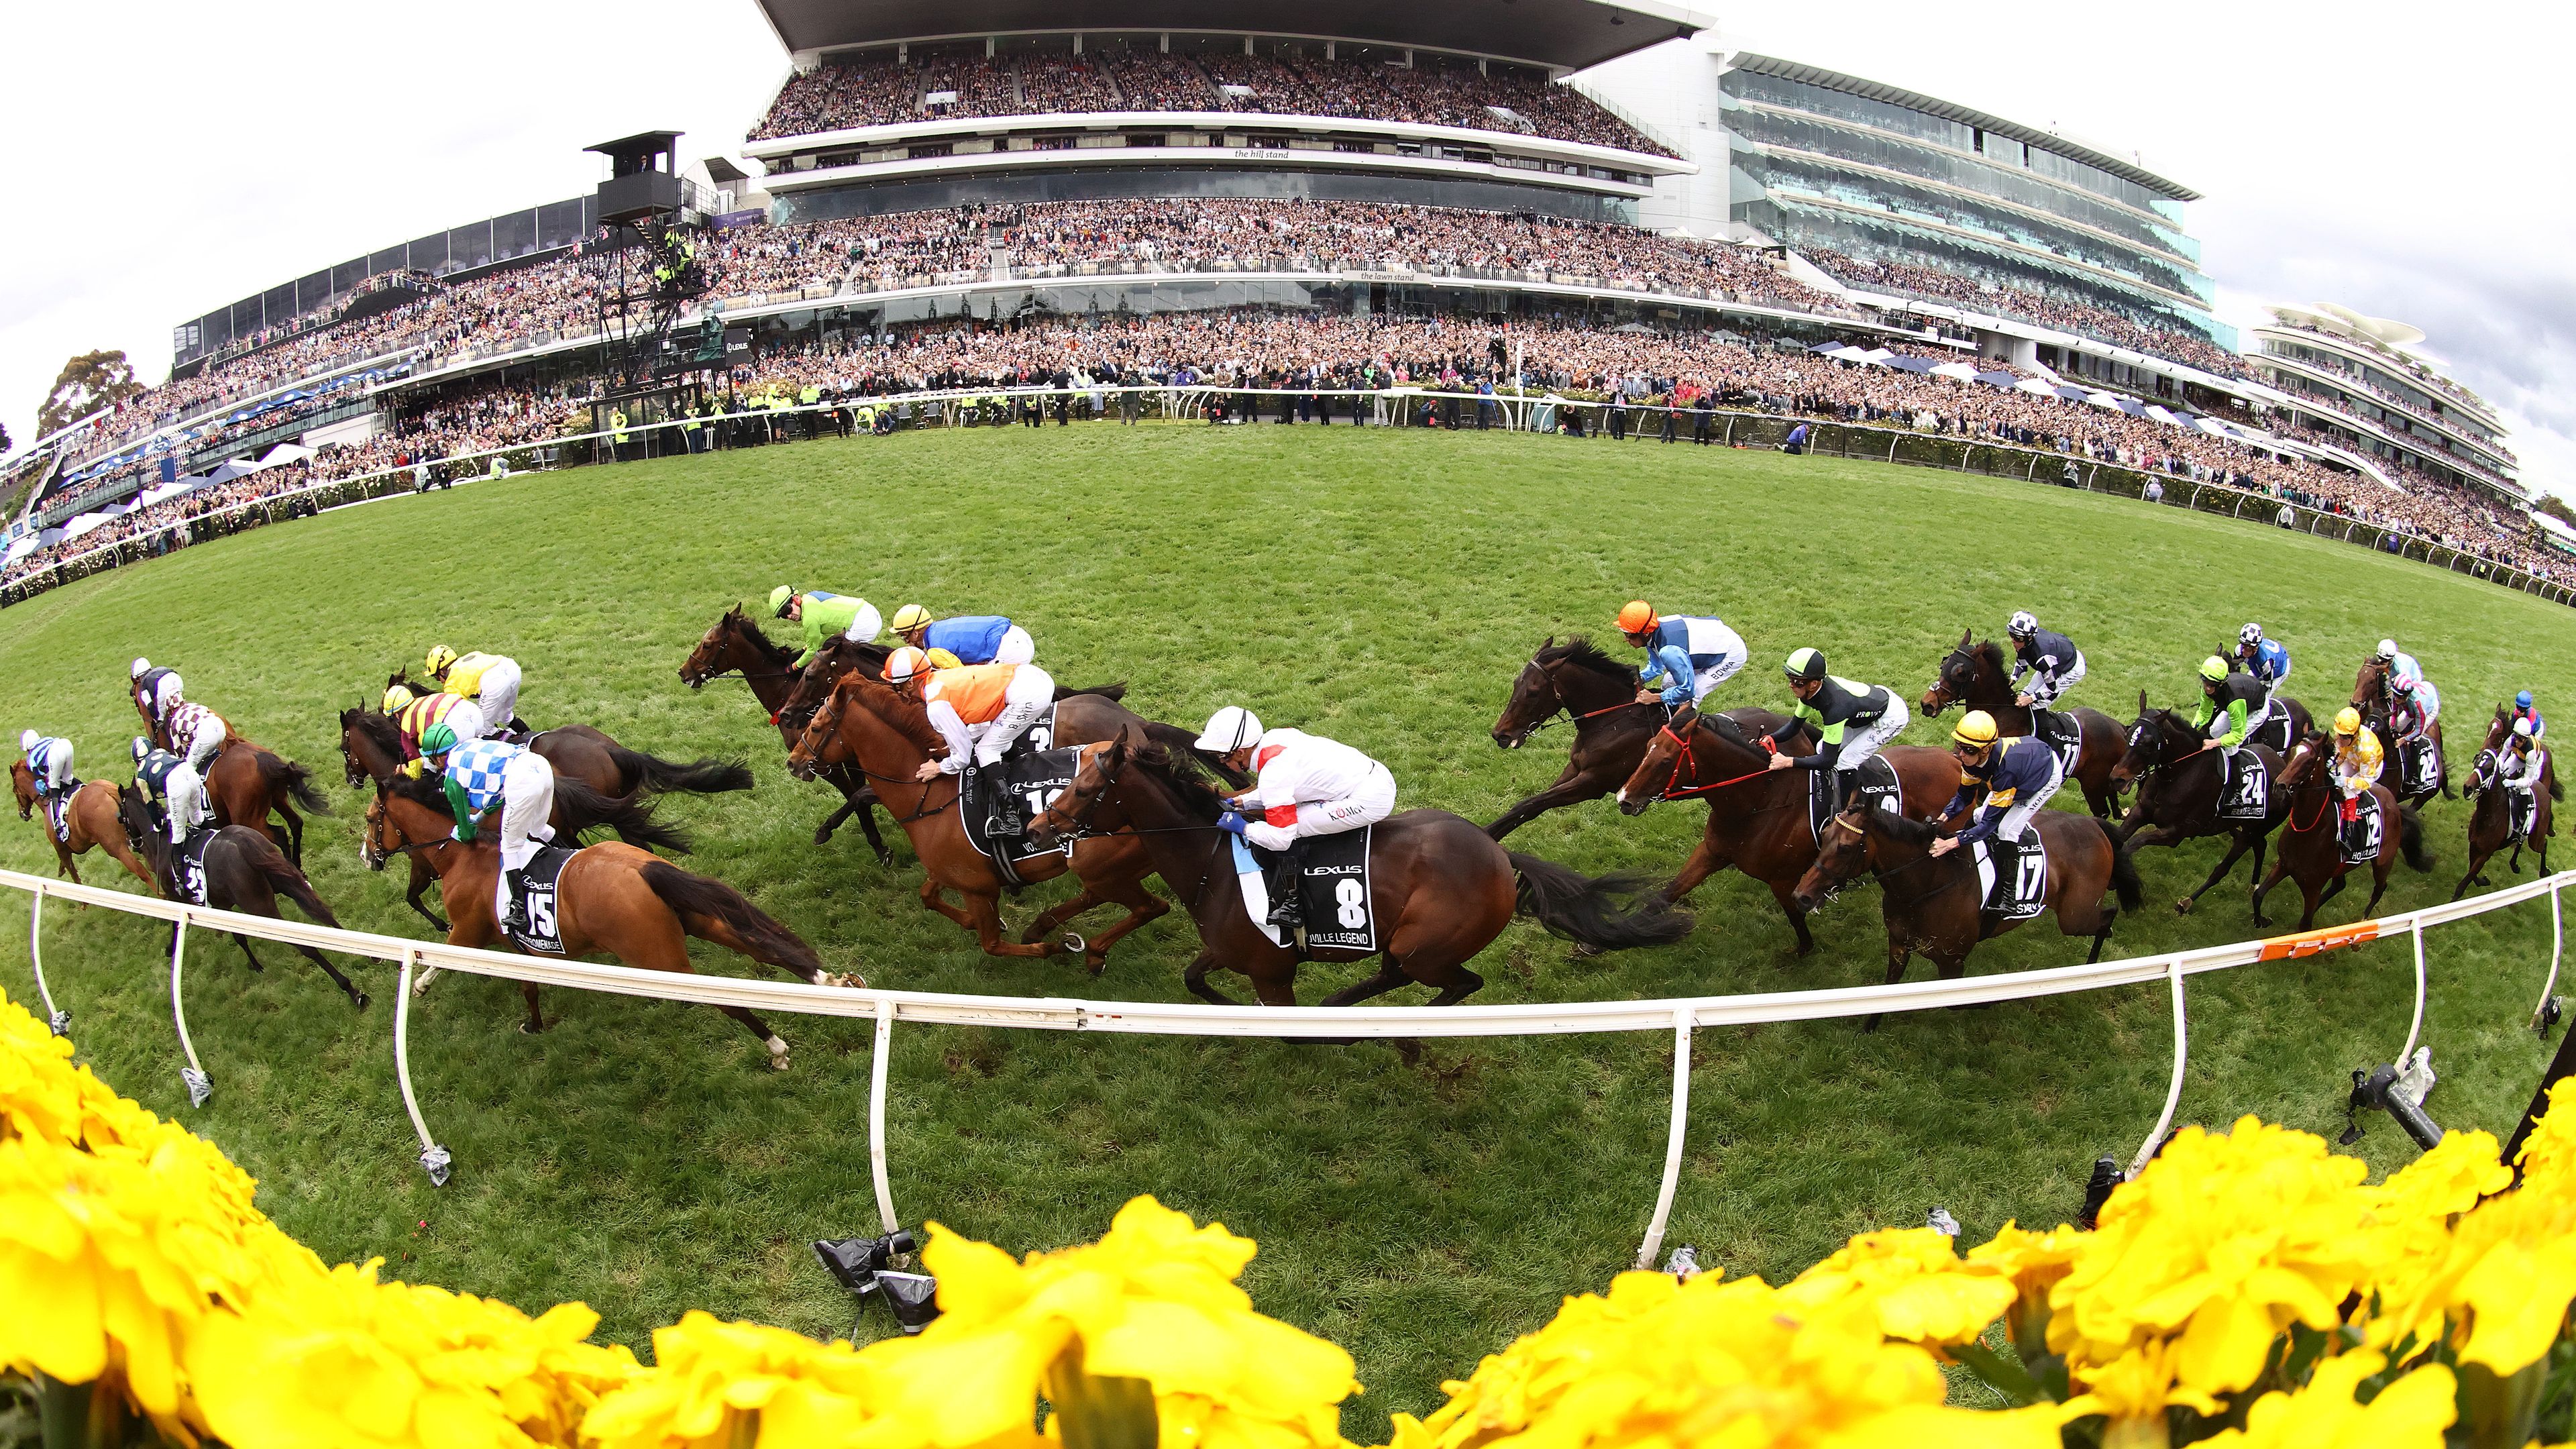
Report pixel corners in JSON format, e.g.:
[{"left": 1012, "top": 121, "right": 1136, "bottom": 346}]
[{"left": 1653, "top": 722, "right": 1774, "bottom": 800}]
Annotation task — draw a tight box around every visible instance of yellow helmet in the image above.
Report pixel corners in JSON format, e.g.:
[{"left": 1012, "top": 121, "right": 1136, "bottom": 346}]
[
  {"left": 883, "top": 646, "right": 931, "bottom": 685},
  {"left": 889, "top": 604, "right": 933, "bottom": 635},
  {"left": 2332, "top": 706, "right": 2362, "bottom": 737},
  {"left": 424, "top": 645, "right": 459, "bottom": 678},
  {"left": 924, "top": 647, "right": 964, "bottom": 671},
  {"left": 381, "top": 684, "right": 416, "bottom": 716},
  {"left": 1951, "top": 710, "right": 2000, "bottom": 749}
]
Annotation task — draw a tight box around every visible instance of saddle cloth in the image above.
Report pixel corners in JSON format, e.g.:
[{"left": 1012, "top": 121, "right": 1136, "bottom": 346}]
[
  {"left": 172, "top": 830, "right": 215, "bottom": 906},
  {"left": 2249, "top": 709, "right": 2298, "bottom": 755},
  {"left": 2400, "top": 737, "right": 2442, "bottom": 796},
  {"left": 2030, "top": 709, "right": 2084, "bottom": 775},
  {"left": 1809, "top": 755, "right": 1902, "bottom": 842},
  {"left": 2341, "top": 795, "right": 2385, "bottom": 867},
  {"left": 2217, "top": 747, "right": 2270, "bottom": 822},
  {"left": 1972, "top": 835, "right": 2049, "bottom": 920},
  {"left": 961, "top": 744, "right": 1082, "bottom": 870},
  {"left": 1232, "top": 826, "right": 1377, "bottom": 952},
  {"left": 501, "top": 844, "right": 578, "bottom": 957}
]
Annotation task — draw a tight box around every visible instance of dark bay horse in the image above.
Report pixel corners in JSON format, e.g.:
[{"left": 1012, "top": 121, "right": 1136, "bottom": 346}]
[
  {"left": 2457, "top": 705, "right": 2557, "bottom": 898},
  {"left": 115, "top": 786, "right": 368, "bottom": 1010},
  {"left": 1025, "top": 737, "right": 1692, "bottom": 1008},
  {"left": 1486, "top": 636, "right": 1670, "bottom": 839},
  {"left": 2353, "top": 655, "right": 2449, "bottom": 803},
  {"left": 2252, "top": 729, "right": 2427, "bottom": 929},
  {"left": 680, "top": 606, "right": 892, "bottom": 861},
  {"left": 365, "top": 776, "right": 856, "bottom": 1067},
  {"left": 382, "top": 670, "right": 753, "bottom": 799},
  {"left": 1791, "top": 802, "right": 2137, "bottom": 1010},
  {"left": 2108, "top": 693, "right": 2293, "bottom": 913},
  {"left": 1613, "top": 705, "right": 1962, "bottom": 954},
  {"left": 1915, "top": 631, "right": 2133, "bottom": 819},
  {"left": 12, "top": 763, "right": 153, "bottom": 889}
]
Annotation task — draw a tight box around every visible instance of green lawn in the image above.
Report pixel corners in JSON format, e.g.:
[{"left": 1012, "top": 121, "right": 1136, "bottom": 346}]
[{"left": 2, "top": 422, "right": 2570, "bottom": 1428}]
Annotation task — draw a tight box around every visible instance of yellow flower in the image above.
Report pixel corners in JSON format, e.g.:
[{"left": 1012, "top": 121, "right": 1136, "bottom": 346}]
[
  {"left": 1780, "top": 1227, "right": 2016, "bottom": 1350},
  {"left": 1964, "top": 1222, "right": 2082, "bottom": 1359},
  {"left": 2196, "top": 1352, "right": 2452, "bottom": 1448},
  {"left": 580, "top": 1311, "right": 885, "bottom": 1449},
  {"left": 2513, "top": 1077, "right": 2576, "bottom": 1195},
  {"left": 2357, "top": 1130, "right": 2510, "bottom": 1354}
]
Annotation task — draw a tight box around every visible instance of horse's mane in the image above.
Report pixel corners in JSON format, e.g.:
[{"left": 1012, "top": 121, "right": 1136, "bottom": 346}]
[
  {"left": 346, "top": 706, "right": 402, "bottom": 749},
  {"left": 1973, "top": 637, "right": 2008, "bottom": 672},
  {"left": 1129, "top": 742, "right": 1228, "bottom": 820},
  {"left": 1864, "top": 806, "right": 1943, "bottom": 847},
  {"left": 1538, "top": 635, "right": 1638, "bottom": 686},
  {"left": 382, "top": 770, "right": 451, "bottom": 812},
  {"left": 729, "top": 608, "right": 800, "bottom": 669},
  {"left": 842, "top": 677, "right": 945, "bottom": 753}
]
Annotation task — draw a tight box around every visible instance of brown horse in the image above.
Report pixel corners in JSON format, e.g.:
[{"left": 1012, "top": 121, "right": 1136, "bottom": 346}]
[
  {"left": 1915, "top": 631, "right": 2138, "bottom": 819},
  {"left": 114, "top": 786, "right": 369, "bottom": 1010},
  {"left": 1612, "top": 705, "right": 1964, "bottom": 954},
  {"left": 199, "top": 734, "right": 333, "bottom": 865},
  {"left": 1024, "top": 736, "right": 1693, "bottom": 1008},
  {"left": 2352, "top": 655, "right": 2449, "bottom": 803},
  {"left": 2457, "top": 705, "right": 2558, "bottom": 899},
  {"left": 785, "top": 674, "right": 1175, "bottom": 972},
  {"left": 364, "top": 773, "right": 857, "bottom": 1065},
  {"left": 11, "top": 763, "right": 153, "bottom": 888},
  {"left": 2251, "top": 729, "right": 2428, "bottom": 928},
  {"left": 2108, "top": 693, "right": 2292, "bottom": 913},
  {"left": 679, "top": 606, "right": 893, "bottom": 861},
  {"left": 1790, "top": 802, "right": 2137, "bottom": 1008},
  {"left": 1485, "top": 636, "right": 1671, "bottom": 839}
]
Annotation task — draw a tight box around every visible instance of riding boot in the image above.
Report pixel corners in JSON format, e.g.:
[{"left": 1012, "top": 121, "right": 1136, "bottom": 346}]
[
  {"left": 1822, "top": 769, "right": 1847, "bottom": 819},
  {"left": 502, "top": 869, "right": 531, "bottom": 934},
  {"left": 1263, "top": 849, "right": 1305, "bottom": 930},
  {"left": 1988, "top": 837, "right": 2021, "bottom": 910}
]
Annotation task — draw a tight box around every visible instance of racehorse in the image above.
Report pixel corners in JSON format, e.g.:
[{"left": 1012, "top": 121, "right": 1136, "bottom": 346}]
[
  {"left": 11, "top": 763, "right": 152, "bottom": 889},
  {"left": 2456, "top": 704, "right": 2557, "bottom": 899},
  {"left": 1611, "top": 705, "right": 1964, "bottom": 954},
  {"left": 203, "top": 733, "right": 333, "bottom": 865},
  {"left": 2108, "top": 693, "right": 2293, "bottom": 913},
  {"left": 679, "top": 606, "right": 894, "bottom": 861},
  {"left": 785, "top": 674, "right": 1177, "bottom": 973},
  {"left": 1024, "top": 736, "right": 1693, "bottom": 1008},
  {"left": 1486, "top": 637, "right": 1670, "bottom": 839},
  {"left": 1915, "top": 631, "right": 2141, "bottom": 819},
  {"left": 365, "top": 775, "right": 856, "bottom": 1067},
  {"left": 1791, "top": 801, "right": 2137, "bottom": 1019},
  {"left": 2251, "top": 729, "right": 2427, "bottom": 929},
  {"left": 773, "top": 633, "right": 897, "bottom": 736},
  {"left": 114, "top": 786, "right": 369, "bottom": 1010},
  {"left": 2353, "top": 654, "right": 2450, "bottom": 803},
  {"left": 383, "top": 669, "right": 752, "bottom": 799}
]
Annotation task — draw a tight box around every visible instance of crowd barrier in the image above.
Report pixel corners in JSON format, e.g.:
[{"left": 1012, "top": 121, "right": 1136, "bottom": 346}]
[{"left": 10, "top": 858, "right": 2567, "bottom": 1270}]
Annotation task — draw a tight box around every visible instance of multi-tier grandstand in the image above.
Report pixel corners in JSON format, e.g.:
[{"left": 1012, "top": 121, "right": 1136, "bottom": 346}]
[{"left": 0, "top": 1, "right": 2556, "bottom": 599}]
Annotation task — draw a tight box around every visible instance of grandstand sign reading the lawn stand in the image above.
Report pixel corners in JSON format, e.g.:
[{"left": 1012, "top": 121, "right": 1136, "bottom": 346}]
[{"left": 2258, "top": 920, "right": 2384, "bottom": 959}]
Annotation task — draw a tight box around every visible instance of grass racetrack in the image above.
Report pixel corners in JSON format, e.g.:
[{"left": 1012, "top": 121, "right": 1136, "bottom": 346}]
[{"left": 3, "top": 421, "right": 2571, "bottom": 1421}]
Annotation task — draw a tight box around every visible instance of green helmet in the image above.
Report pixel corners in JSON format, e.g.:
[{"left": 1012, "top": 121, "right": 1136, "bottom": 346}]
[
  {"left": 2198, "top": 655, "right": 2231, "bottom": 684},
  {"left": 1784, "top": 647, "right": 1827, "bottom": 683},
  {"left": 768, "top": 585, "right": 797, "bottom": 618},
  {"left": 419, "top": 722, "right": 459, "bottom": 757}
]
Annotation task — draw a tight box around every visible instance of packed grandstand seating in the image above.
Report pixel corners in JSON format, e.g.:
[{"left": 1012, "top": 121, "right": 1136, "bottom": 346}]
[
  {"left": 1801, "top": 248, "right": 2249, "bottom": 382},
  {"left": 12, "top": 309, "right": 2564, "bottom": 596},
  {"left": 747, "top": 48, "right": 1676, "bottom": 156}
]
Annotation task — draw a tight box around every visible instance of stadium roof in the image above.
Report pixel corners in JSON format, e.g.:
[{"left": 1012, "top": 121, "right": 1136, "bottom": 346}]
[
  {"left": 1726, "top": 53, "right": 2200, "bottom": 203},
  {"left": 752, "top": 0, "right": 1711, "bottom": 71}
]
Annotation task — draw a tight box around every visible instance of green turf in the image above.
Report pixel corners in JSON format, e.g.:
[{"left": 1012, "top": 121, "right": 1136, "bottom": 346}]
[{"left": 2, "top": 422, "right": 2570, "bottom": 1427}]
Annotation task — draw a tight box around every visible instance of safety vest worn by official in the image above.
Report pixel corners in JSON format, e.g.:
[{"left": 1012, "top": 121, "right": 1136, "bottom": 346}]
[{"left": 920, "top": 665, "right": 1020, "bottom": 724}]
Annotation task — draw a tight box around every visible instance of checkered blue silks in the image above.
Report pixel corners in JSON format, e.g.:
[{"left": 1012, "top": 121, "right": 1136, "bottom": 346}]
[{"left": 441, "top": 738, "right": 525, "bottom": 814}]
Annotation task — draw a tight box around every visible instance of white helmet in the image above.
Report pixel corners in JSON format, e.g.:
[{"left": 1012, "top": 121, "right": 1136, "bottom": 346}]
[
  {"left": 18, "top": 730, "right": 36, "bottom": 753},
  {"left": 2239, "top": 623, "right": 2263, "bottom": 647},
  {"left": 2007, "top": 610, "right": 2037, "bottom": 637},
  {"left": 2516, "top": 718, "right": 2536, "bottom": 739},
  {"left": 2377, "top": 639, "right": 2399, "bottom": 660},
  {"left": 840, "top": 600, "right": 884, "bottom": 645},
  {"left": 131, "top": 657, "right": 150, "bottom": 680},
  {"left": 1195, "top": 706, "right": 1263, "bottom": 753}
]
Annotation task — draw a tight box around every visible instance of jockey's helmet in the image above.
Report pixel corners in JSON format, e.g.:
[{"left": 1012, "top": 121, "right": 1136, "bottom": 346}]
[
  {"left": 2376, "top": 639, "right": 2399, "bottom": 661},
  {"left": 2516, "top": 718, "right": 2536, "bottom": 740},
  {"left": 18, "top": 730, "right": 37, "bottom": 753},
  {"left": 1951, "top": 711, "right": 1999, "bottom": 751},
  {"left": 890, "top": 604, "right": 934, "bottom": 635},
  {"left": 419, "top": 722, "right": 458, "bottom": 757},
  {"left": 1615, "top": 600, "right": 1656, "bottom": 637},
  {"left": 2239, "top": 623, "right": 2264, "bottom": 647},
  {"left": 382, "top": 685, "right": 415, "bottom": 716},
  {"left": 2198, "top": 656, "right": 2230, "bottom": 684},
  {"left": 2332, "top": 707, "right": 2362, "bottom": 737},
  {"left": 2519, "top": 690, "right": 2535, "bottom": 709},
  {"left": 1195, "top": 706, "right": 1264, "bottom": 754},
  {"left": 130, "top": 657, "right": 150, "bottom": 680},
  {"left": 2007, "top": 610, "right": 2037, "bottom": 638},
  {"left": 768, "top": 585, "right": 796, "bottom": 618},
  {"left": 1784, "top": 648, "right": 1827, "bottom": 684},
  {"left": 424, "top": 645, "right": 459, "bottom": 678},
  {"left": 883, "top": 646, "right": 931, "bottom": 685}
]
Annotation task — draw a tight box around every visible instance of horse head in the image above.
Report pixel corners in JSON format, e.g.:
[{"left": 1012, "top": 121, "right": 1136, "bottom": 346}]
[
  {"left": 1922, "top": 629, "right": 1980, "bottom": 716},
  {"left": 680, "top": 607, "right": 746, "bottom": 690},
  {"left": 785, "top": 678, "right": 853, "bottom": 782},
  {"left": 782, "top": 638, "right": 889, "bottom": 735},
  {"left": 2352, "top": 655, "right": 2392, "bottom": 714},
  {"left": 1492, "top": 636, "right": 1567, "bottom": 749},
  {"left": 1792, "top": 804, "right": 1877, "bottom": 912},
  {"left": 2111, "top": 691, "right": 2162, "bottom": 788},
  {"left": 2479, "top": 702, "right": 2514, "bottom": 756},
  {"left": 1026, "top": 736, "right": 1130, "bottom": 849},
  {"left": 2276, "top": 729, "right": 2329, "bottom": 792},
  {"left": 1615, "top": 705, "right": 1701, "bottom": 815},
  {"left": 9, "top": 760, "right": 34, "bottom": 819},
  {"left": 2467, "top": 748, "right": 2501, "bottom": 796}
]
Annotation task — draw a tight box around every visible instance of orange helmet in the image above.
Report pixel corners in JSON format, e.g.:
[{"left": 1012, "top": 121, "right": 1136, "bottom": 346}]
[
  {"left": 883, "top": 646, "right": 932, "bottom": 686},
  {"left": 1617, "top": 600, "right": 1657, "bottom": 636}
]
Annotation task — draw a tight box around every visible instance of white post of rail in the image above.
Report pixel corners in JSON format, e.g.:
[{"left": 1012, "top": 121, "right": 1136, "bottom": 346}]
[
  {"left": 2537, "top": 880, "right": 2566, "bottom": 1032},
  {"left": 393, "top": 948, "right": 450, "bottom": 1185},
  {"left": 2131, "top": 956, "right": 2188, "bottom": 1176},
  {"left": 28, "top": 881, "right": 65, "bottom": 1035},
  {"left": 170, "top": 916, "right": 210, "bottom": 1107},
  {"left": 1634, "top": 1006, "right": 1695, "bottom": 1271},
  {"left": 869, "top": 998, "right": 900, "bottom": 1234},
  {"left": 2398, "top": 916, "right": 2429, "bottom": 1069}
]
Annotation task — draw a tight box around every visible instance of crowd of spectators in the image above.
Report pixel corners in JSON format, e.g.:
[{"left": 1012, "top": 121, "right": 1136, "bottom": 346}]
[
  {"left": 749, "top": 48, "right": 1674, "bottom": 155},
  {"left": 1803, "top": 248, "right": 2248, "bottom": 381}
]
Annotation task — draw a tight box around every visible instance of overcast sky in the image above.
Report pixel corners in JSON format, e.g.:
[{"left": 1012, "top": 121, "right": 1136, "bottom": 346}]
[{"left": 2, "top": 0, "right": 2563, "bottom": 493}]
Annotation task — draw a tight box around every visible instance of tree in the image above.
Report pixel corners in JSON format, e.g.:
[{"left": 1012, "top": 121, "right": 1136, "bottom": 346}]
[
  {"left": 0, "top": 420, "right": 11, "bottom": 454},
  {"left": 36, "top": 350, "right": 146, "bottom": 439},
  {"left": 2534, "top": 492, "right": 2576, "bottom": 530}
]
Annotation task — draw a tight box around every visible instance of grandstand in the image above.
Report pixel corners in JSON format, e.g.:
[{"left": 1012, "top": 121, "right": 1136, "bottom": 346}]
[{"left": 2247, "top": 303, "right": 2522, "bottom": 507}]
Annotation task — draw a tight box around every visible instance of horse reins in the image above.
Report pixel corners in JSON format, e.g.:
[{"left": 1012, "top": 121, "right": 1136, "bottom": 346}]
[
  {"left": 1512, "top": 657, "right": 1651, "bottom": 741},
  {"left": 1652, "top": 721, "right": 1775, "bottom": 801}
]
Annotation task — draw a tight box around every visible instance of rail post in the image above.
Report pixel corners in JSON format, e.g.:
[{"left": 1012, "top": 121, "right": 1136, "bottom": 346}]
[
  {"left": 2399, "top": 916, "right": 2430, "bottom": 1069},
  {"left": 28, "top": 881, "right": 66, "bottom": 1035},
  {"left": 1634, "top": 1006, "right": 1695, "bottom": 1271},
  {"left": 170, "top": 916, "right": 210, "bottom": 1108},
  {"left": 869, "top": 998, "right": 900, "bottom": 1234},
  {"left": 394, "top": 947, "right": 450, "bottom": 1185},
  {"left": 2536, "top": 881, "right": 2566, "bottom": 1033},
  {"left": 2131, "top": 957, "right": 2189, "bottom": 1175}
]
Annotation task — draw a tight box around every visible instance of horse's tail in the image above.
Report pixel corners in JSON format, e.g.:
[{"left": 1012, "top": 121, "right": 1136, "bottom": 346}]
[
  {"left": 2106, "top": 820, "right": 2143, "bottom": 910},
  {"left": 1054, "top": 681, "right": 1128, "bottom": 702},
  {"left": 639, "top": 861, "right": 824, "bottom": 977},
  {"left": 2398, "top": 802, "right": 2433, "bottom": 872},
  {"left": 1507, "top": 852, "right": 1695, "bottom": 953},
  {"left": 256, "top": 749, "right": 333, "bottom": 816},
  {"left": 552, "top": 776, "right": 692, "bottom": 855},
  {"left": 1140, "top": 719, "right": 1249, "bottom": 787},
  {"left": 244, "top": 834, "right": 342, "bottom": 928},
  {"left": 2552, "top": 771, "right": 2564, "bottom": 804},
  {"left": 605, "top": 743, "right": 755, "bottom": 796}
]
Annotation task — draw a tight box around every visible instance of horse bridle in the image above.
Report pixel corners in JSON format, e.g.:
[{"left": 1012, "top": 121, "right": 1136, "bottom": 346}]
[
  {"left": 1507, "top": 655, "right": 1646, "bottom": 745},
  {"left": 1924, "top": 644, "right": 1976, "bottom": 711}
]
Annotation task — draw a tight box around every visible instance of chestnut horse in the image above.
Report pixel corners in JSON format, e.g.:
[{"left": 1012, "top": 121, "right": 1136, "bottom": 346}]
[
  {"left": 2457, "top": 704, "right": 2557, "bottom": 899},
  {"left": 1915, "top": 631, "right": 2140, "bottom": 819},
  {"left": 1790, "top": 800, "right": 2137, "bottom": 1012},
  {"left": 2352, "top": 654, "right": 2450, "bottom": 803},
  {"left": 1612, "top": 704, "right": 1963, "bottom": 954},
  {"left": 11, "top": 763, "right": 152, "bottom": 888},
  {"left": 114, "top": 786, "right": 368, "bottom": 1010},
  {"left": 201, "top": 735, "right": 333, "bottom": 865},
  {"left": 2251, "top": 729, "right": 2427, "bottom": 929},
  {"left": 679, "top": 606, "right": 892, "bottom": 861},
  {"left": 1025, "top": 737, "right": 1692, "bottom": 1008},
  {"left": 2108, "top": 693, "right": 2293, "bottom": 914},
  {"left": 364, "top": 773, "right": 857, "bottom": 1067},
  {"left": 1485, "top": 637, "right": 1670, "bottom": 839}
]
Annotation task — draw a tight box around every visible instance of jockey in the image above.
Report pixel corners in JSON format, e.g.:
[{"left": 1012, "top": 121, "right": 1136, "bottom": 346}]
[
  {"left": 382, "top": 684, "right": 488, "bottom": 777},
  {"left": 2498, "top": 718, "right": 2548, "bottom": 822},
  {"left": 424, "top": 645, "right": 525, "bottom": 736},
  {"left": 19, "top": 731, "right": 73, "bottom": 841},
  {"left": 2328, "top": 708, "right": 2385, "bottom": 854},
  {"left": 2377, "top": 639, "right": 2440, "bottom": 726},
  {"left": 2514, "top": 690, "right": 2546, "bottom": 741},
  {"left": 1615, "top": 599, "right": 1745, "bottom": 708},
  {"left": 163, "top": 700, "right": 229, "bottom": 775},
  {"left": 1927, "top": 710, "right": 2061, "bottom": 895},
  {"left": 130, "top": 658, "right": 184, "bottom": 727},
  {"left": 2233, "top": 623, "right": 2292, "bottom": 710},
  {"left": 2190, "top": 656, "right": 2269, "bottom": 771},
  {"left": 418, "top": 721, "right": 557, "bottom": 936},
  {"left": 1197, "top": 706, "right": 1398, "bottom": 930},
  {"left": 2004, "top": 611, "right": 2086, "bottom": 718},
  {"left": 768, "top": 586, "right": 883, "bottom": 669},
  {"left": 888, "top": 604, "right": 1035, "bottom": 666},
  {"left": 1759, "top": 648, "right": 1909, "bottom": 816},
  {"left": 2386, "top": 676, "right": 2433, "bottom": 750},
  {"left": 131, "top": 736, "right": 208, "bottom": 848},
  {"left": 885, "top": 649, "right": 1055, "bottom": 835}
]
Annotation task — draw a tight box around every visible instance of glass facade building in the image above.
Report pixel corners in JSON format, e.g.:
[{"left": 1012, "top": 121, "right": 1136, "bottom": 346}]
[{"left": 2249, "top": 304, "right": 2520, "bottom": 503}]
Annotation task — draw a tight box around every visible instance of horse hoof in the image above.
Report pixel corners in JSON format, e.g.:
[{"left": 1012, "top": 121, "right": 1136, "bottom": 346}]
[
  {"left": 812, "top": 824, "right": 837, "bottom": 846},
  {"left": 1568, "top": 941, "right": 1605, "bottom": 960},
  {"left": 1083, "top": 953, "right": 1108, "bottom": 977},
  {"left": 352, "top": 992, "right": 370, "bottom": 1012},
  {"left": 821, "top": 971, "right": 866, "bottom": 989},
  {"left": 517, "top": 1020, "right": 545, "bottom": 1035},
  {"left": 1059, "top": 930, "right": 1087, "bottom": 956},
  {"left": 768, "top": 1052, "right": 792, "bottom": 1072},
  {"left": 2173, "top": 897, "right": 2194, "bottom": 915}
]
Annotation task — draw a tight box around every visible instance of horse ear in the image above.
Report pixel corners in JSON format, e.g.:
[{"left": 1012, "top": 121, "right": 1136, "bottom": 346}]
[
  {"left": 2138, "top": 689, "right": 2150, "bottom": 714},
  {"left": 1959, "top": 627, "right": 1974, "bottom": 647},
  {"left": 1542, "top": 633, "right": 1556, "bottom": 650}
]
